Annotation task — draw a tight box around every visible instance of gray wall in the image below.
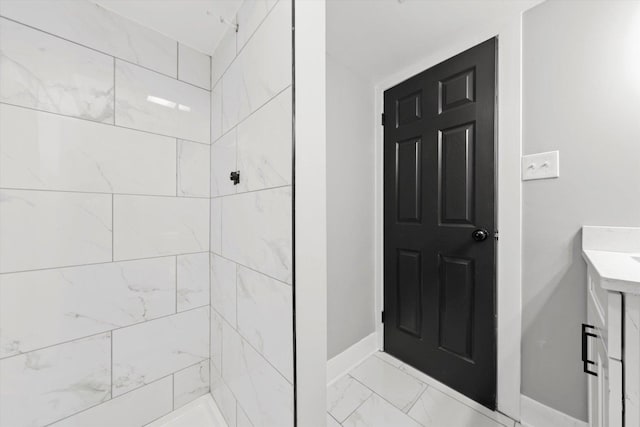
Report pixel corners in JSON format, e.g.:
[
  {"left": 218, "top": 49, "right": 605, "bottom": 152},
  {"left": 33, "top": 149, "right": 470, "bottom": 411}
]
[
  {"left": 326, "top": 53, "right": 376, "bottom": 359},
  {"left": 522, "top": 0, "right": 640, "bottom": 420}
]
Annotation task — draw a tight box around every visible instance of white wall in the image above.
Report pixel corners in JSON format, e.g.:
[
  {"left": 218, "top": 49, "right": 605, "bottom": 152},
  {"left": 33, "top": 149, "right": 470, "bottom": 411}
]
[
  {"left": 521, "top": 0, "right": 640, "bottom": 421},
  {"left": 326, "top": 53, "right": 376, "bottom": 359},
  {"left": 0, "top": 1, "right": 211, "bottom": 425}
]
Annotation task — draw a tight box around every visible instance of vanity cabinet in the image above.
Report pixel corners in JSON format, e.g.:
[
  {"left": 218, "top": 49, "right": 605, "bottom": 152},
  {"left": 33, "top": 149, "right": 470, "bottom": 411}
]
[{"left": 583, "top": 226, "right": 640, "bottom": 427}]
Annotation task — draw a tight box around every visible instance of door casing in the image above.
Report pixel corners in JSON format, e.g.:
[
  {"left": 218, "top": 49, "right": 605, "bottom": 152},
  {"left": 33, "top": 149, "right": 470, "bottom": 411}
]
[{"left": 372, "top": 25, "right": 524, "bottom": 419}]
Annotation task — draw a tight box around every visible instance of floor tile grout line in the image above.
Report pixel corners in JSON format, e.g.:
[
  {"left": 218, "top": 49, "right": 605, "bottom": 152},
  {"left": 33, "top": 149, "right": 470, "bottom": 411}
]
[{"left": 0, "top": 305, "right": 210, "bottom": 361}]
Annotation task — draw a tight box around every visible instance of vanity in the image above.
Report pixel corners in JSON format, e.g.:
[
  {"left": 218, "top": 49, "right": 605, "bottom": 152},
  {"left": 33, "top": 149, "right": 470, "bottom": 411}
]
[{"left": 582, "top": 226, "right": 640, "bottom": 427}]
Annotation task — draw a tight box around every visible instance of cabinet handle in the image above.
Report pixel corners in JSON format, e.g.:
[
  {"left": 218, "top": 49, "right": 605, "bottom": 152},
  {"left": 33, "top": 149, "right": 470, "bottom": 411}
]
[{"left": 582, "top": 323, "right": 598, "bottom": 377}]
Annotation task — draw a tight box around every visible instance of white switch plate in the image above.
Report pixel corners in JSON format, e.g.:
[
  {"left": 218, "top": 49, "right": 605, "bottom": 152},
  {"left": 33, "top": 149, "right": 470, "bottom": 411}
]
[{"left": 522, "top": 150, "right": 560, "bottom": 181}]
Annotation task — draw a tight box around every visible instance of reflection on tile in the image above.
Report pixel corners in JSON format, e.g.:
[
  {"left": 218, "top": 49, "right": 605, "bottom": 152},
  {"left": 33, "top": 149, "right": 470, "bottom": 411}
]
[
  {"left": 0, "top": 104, "right": 176, "bottom": 195},
  {"left": 327, "top": 375, "right": 373, "bottom": 423},
  {"left": 211, "top": 129, "right": 237, "bottom": 197},
  {"left": 237, "top": 87, "right": 292, "bottom": 193},
  {"left": 408, "top": 387, "right": 505, "bottom": 427},
  {"left": 342, "top": 394, "right": 422, "bottom": 427},
  {"left": 0, "top": 257, "right": 175, "bottom": 358},
  {"left": 0, "top": 18, "right": 114, "bottom": 122},
  {"left": 210, "top": 254, "right": 237, "bottom": 328},
  {"left": 236, "top": 0, "right": 278, "bottom": 52},
  {"left": 174, "top": 360, "right": 210, "bottom": 409},
  {"left": 0, "top": 333, "right": 111, "bottom": 427},
  {"left": 221, "top": 0, "right": 291, "bottom": 131},
  {"left": 112, "top": 306, "right": 209, "bottom": 396},
  {"left": 222, "top": 323, "right": 293, "bottom": 427},
  {"left": 211, "top": 81, "right": 223, "bottom": 142},
  {"left": 210, "top": 309, "right": 223, "bottom": 373},
  {"left": 115, "top": 60, "right": 210, "bottom": 143},
  {"left": 177, "top": 140, "right": 210, "bottom": 197},
  {"left": 177, "top": 252, "right": 210, "bottom": 311},
  {"left": 350, "top": 355, "right": 425, "bottom": 412},
  {"left": 51, "top": 376, "right": 173, "bottom": 427},
  {"left": 178, "top": 44, "right": 211, "bottom": 89},
  {"left": 211, "top": 362, "right": 237, "bottom": 427},
  {"left": 0, "top": 189, "right": 112, "bottom": 273},
  {"left": 211, "top": 197, "right": 222, "bottom": 254},
  {"left": 113, "top": 195, "right": 208, "bottom": 260},
  {"left": 237, "top": 266, "right": 293, "bottom": 382},
  {"left": 222, "top": 187, "right": 292, "bottom": 283},
  {"left": 210, "top": 27, "right": 236, "bottom": 87}
]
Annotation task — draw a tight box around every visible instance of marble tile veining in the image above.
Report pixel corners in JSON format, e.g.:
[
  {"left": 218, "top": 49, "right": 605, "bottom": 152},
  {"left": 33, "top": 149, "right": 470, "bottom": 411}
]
[
  {"left": 0, "top": 104, "right": 176, "bottom": 196},
  {"left": 178, "top": 44, "right": 211, "bottom": 90},
  {"left": 0, "top": 18, "right": 114, "bottom": 122},
  {"left": 177, "top": 139, "right": 210, "bottom": 197},
  {"left": 327, "top": 375, "right": 373, "bottom": 422},
  {"left": 211, "top": 81, "right": 223, "bottom": 142},
  {"left": 0, "top": 189, "right": 112, "bottom": 273},
  {"left": 51, "top": 376, "right": 173, "bottom": 427},
  {"left": 210, "top": 309, "right": 224, "bottom": 374},
  {"left": 210, "top": 253, "right": 237, "bottom": 328},
  {"left": 0, "top": 257, "right": 175, "bottom": 358},
  {"left": 0, "top": 0, "right": 177, "bottom": 77},
  {"left": 113, "top": 195, "right": 209, "bottom": 260},
  {"left": 211, "top": 197, "right": 223, "bottom": 254},
  {"left": 210, "top": 129, "right": 237, "bottom": 197},
  {"left": 236, "top": 0, "right": 279, "bottom": 52},
  {"left": 0, "top": 333, "right": 111, "bottom": 427},
  {"left": 174, "top": 360, "right": 210, "bottom": 409},
  {"left": 115, "top": 60, "right": 210, "bottom": 143},
  {"left": 210, "top": 27, "right": 236, "bottom": 87},
  {"left": 222, "top": 186, "right": 292, "bottom": 283},
  {"left": 112, "top": 306, "right": 209, "bottom": 396},
  {"left": 237, "top": 265, "right": 293, "bottom": 382},
  {"left": 211, "top": 362, "right": 237, "bottom": 427},
  {"left": 342, "top": 394, "right": 422, "bottom": 427},
  {"left": 177, "top": 252, "right": 210, "bottom": 312}
]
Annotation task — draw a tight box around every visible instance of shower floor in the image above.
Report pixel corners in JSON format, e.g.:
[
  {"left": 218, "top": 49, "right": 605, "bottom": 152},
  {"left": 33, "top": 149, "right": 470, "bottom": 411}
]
[{"left": 147, "top": 394, "right": 227, "bottom": 427}]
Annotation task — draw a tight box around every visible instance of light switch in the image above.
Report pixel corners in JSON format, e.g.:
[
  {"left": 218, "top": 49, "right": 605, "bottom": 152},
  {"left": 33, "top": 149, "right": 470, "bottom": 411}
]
[{"left": 522, "top": 150, "right": 560, "bottom": 181}]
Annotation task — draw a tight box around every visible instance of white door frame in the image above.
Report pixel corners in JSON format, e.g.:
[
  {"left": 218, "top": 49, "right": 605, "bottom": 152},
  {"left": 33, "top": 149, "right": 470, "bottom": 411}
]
[{"left": 372, "top": 18, "right": 524, "bottom": 420}]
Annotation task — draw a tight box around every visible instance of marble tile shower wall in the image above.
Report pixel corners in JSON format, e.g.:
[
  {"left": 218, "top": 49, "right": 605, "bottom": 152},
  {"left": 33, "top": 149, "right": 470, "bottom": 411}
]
[
  {"left": 0, "top": 2, "right": 212, "bottom": 426},
  {"left": 208, "top": 0, "right": 294, "bottom": 426}
]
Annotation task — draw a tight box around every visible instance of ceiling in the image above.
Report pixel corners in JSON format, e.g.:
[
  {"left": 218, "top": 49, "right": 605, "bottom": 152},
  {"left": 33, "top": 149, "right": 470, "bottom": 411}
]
[
  {"left": 327, "top": 0, "right": 544, "bottom": 82},
  {"left": 92, "top": 0, "right": 243, "bottom": 54}
]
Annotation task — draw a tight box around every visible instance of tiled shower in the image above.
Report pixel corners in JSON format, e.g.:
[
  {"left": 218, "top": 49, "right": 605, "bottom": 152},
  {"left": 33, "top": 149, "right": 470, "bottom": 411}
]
[{"left": 0, "top": 0, "right": 294, "bottom": 426}]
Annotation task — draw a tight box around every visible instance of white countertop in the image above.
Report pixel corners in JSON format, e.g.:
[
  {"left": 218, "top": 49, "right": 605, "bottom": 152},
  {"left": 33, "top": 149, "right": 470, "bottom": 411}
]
[{"left": 582, "top": 226, "right": 640, "bottom": 294}]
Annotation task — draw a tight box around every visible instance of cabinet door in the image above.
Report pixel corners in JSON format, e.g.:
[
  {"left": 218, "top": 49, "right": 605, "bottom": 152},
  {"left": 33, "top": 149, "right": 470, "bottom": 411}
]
[{"left": 588, "top": 335, "right": 609, "bottom": 427}]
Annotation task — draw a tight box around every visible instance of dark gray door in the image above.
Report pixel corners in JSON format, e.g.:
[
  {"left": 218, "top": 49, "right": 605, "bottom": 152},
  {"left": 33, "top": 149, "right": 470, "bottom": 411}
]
[{"left": 383, "top": 38, "right": 497, "bottom": 409}]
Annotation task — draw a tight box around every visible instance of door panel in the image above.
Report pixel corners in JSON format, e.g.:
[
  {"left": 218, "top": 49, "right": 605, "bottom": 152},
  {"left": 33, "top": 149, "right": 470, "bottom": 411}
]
[{"left": 384, "top": 38, "right": 496, "bottom": 409}]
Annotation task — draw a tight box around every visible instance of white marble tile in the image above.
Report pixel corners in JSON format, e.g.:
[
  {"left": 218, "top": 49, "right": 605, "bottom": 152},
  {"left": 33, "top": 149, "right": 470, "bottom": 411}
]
[
  {"left": 236, "top": 0, "right": 279, "bottom": 52},
  {"left": 211, "top": 81, "right": 223, "bottom": 142},
  {"left": 237, "top": 266, "right": 293, "bottom": 382},
  {"left": 210, "top": 254, "right": 237, "bottom": 328},
  {"left": 211, "top": 197, "right": 222, "bottom": 254},
  {"left": 0, "top": 104, "right": 176, "bottom": 195},
  {"left": 0, "top": 333, "right": 111, "bottom": 427},
  {"left": 222, "top": 323, "right": 293, "bottom": 427},
  {"left": 222, "top": 186, "right": 292, "bottom": 283},
  {"left": 0, "top": 189, "right": 112, "bottom": 273},
  {"left": 112, "top": 306, "right": 209, "bottom": 396},
  {"left": 0, "top": 0, "right": 177, "bottom": 77},
  {"left": 210, "top": 308, "right": 224, "bottom": 374},
  {"left": 211, "top": 27, "right": 236, "bottom": 87},
  {"left": 115, "top": 60, "right": 210, "bottom": 143},
  {"left": 177, "top": 252, "right": 210, "bottom": 312},
  {"left": 349, "top": 355, "right": 426, "bottom": 412},
  {"left": 408, "top": 387, "right": 505, "bottom": 427},
  {"left": 327, "top": 375, "right": 373, "bottom": 423},
  {"left": 177, "top": 140, "right": 210, "bottom": 197},
  {"left": 236, "top": 87, "right": 292, "bottom": 193},
  {"left": 221, "top": 0, "right": 291, "bottom": 132},
  {"left": 174, "top": 360, "right": 210, "bottom": 409},
  {"left": 342, "top": 394, "right": 422, "bottom": 427},
  {"left": 178, "top": 44, "right": 211, "bottom": 89},
  {"left": 0, "top": 257, "right": 175, "bottom": 358},
  {"left": 211, "top": 129, "right": 237, "bottom": 197},
  {"left": 113, "top": 195, "right": 208, "bottom": 260},
  {"left": 373, "top": 351, "right": 404, "bottom": 368},
  {"left": 51, "top": 376, "right": 173, "bottom": 427},
  {"left": 211, "top": 362, "right": 237, "bottom": 427},
  {"left": 327, "top": 414, "right": 342, "bottom": 427},
  {"left": 0, "top": 18, "right": 114, "bottom": 123},
  {"left": 238, "top": 405, "right": 254, "bottom": 427}
]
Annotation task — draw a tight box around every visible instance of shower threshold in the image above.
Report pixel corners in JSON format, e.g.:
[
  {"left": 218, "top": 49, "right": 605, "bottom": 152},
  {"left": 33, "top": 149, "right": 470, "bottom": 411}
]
[{"left": 146, "top": 394, "right": 228, "bottom": 427}]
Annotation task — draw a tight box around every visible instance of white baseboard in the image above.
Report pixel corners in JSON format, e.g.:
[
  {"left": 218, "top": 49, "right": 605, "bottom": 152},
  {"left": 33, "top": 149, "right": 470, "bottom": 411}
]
[
  {"left": 327, "top": 332, "right": 378, "bottom": 385},
  {"left": 520, "top": 395, "right": 587, "bottom": 427}
]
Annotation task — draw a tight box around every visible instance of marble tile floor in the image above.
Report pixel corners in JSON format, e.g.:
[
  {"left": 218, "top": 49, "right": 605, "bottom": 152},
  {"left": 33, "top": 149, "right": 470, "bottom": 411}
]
[{"left": 327, "top": 352, "right": 523, "bottom": 427}]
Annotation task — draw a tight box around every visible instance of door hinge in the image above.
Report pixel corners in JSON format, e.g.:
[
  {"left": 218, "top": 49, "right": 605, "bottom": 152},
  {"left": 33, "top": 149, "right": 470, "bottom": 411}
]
[
  {"left": 494, "top": 230, "right": 499, "bottom": 240},
  {"left": 381, "top": 113, "right": 386, "bottom": 126},
  {"left": 381, "top": 311, "right": 385, "bottom": 323}
]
